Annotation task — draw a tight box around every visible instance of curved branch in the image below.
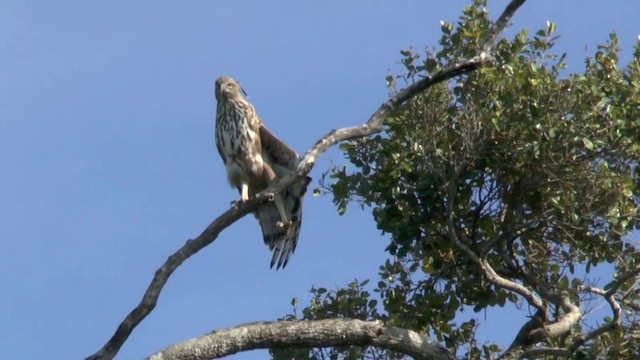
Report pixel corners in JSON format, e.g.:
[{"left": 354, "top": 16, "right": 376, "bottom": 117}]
[
  {"left": 500, "top": 295, "right": 580, "bottom": 359},
  {"left": 503, "top": 268, "right": 640, "bottom": 358},
  {"left": 568, "top": 268, "right": 640, "bottom": 354},
  {"left": 444, "top": 182, "right": 545, "bottom": 314},
  {"left": 86, "top": 1, "right": 528, "bottom": 359},
  {"left": 532, "top": 292, "right": 581, "bottom": 339},
  {"left": 517, "top": 346, "right": 570, "bottom": 359},
  {"left": 147, "top": 319, "right": 454, "bottom": 360}
]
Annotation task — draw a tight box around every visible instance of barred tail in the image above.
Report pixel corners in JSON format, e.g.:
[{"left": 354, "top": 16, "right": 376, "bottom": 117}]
[{"left": 255, "top": 176, "right": 310, "bottom": 269}]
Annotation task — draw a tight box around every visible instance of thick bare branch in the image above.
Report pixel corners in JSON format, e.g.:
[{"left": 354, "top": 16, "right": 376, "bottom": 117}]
[
  {"left": 517, "top": 346, "right": 570, "bottom": 359},
  {"left": 499, "top": 289, "right": 580, "bottom": 358},
  {"left": 505, "top": 268, "right": 640, "bottom": 358},
  {"left": 501, "top": 301, "right": 580, "bottom": 360},
  {"left": 504, "top": 269, "right": 639, "bottom": 359},
  {"left": 148, "top": 319, "right": 454, "bottom": 360},
  {"left": 531, "top": 292, "right": 581, "bottom": 339},
  {"left": 86, "top": 1, "right": 528, "bottom": 359}
]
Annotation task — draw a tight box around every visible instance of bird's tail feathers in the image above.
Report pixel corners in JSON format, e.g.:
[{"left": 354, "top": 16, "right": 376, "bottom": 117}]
[{"left": 256, "top": 176, "right": 310, "bottom": 270}]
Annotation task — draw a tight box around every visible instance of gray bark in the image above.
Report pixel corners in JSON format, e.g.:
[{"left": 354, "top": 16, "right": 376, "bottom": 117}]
[{"left": 148, "top": 319, "right": 454, "bottom": 360}]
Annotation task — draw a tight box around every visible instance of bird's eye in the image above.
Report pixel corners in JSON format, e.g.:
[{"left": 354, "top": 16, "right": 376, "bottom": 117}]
[{"left": 226, "top": 83, "right": 235, "bottom": 89}]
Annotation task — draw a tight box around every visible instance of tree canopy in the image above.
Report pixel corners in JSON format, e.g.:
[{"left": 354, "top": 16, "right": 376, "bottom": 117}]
[{"left": 276, "top": 1, "right": 640, "bottom": 358}]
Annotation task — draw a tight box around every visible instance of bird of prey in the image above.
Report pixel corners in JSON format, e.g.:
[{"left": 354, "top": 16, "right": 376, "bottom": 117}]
[{"left": 214, "top": 76, "right": 310, "bottom": 269}]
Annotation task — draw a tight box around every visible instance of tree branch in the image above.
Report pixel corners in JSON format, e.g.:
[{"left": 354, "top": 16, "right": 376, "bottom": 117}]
[
  {"left": 530, "top": 292, "right": 581, "bottom": 340},
  {"left": 517, "top": 346, "right": 570, "bottom": 359},
  {"left": 444, "top": 178, "right": 546, "bottom": 314},
  {"left": 276, "top": 52, "right": 492, "bottom": 197},
  {"left": 568, "top": 267, "right": 640, "bottom": 354},
  {"left": 277, "top": 0, "right": 528, "bottom": 194},
  {"left": 147, "top": 319, "right": 454, "bottom": 360},
  {"left": 443, "top": 167, "right": 581, "bottom": 360},
  {"left": 503, "top": 266, "right": 640, "bottom": 359},
  {"left": 482, "top": 0, "right": 526, "bottom": 51},
  {"left": 86, "top": 1, "right": 528, "bottom": 359}
]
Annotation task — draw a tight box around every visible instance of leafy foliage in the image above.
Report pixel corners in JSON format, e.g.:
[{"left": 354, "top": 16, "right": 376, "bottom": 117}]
[
  {"left": 276, "top": 0, "right": 640, "bottom": 358},
  {"left": 272, "top": 280, "right": 405, "bottom": 360}
]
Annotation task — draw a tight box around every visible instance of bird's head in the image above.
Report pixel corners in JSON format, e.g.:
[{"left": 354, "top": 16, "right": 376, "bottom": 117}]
[{"left": 215, "top": 76, "right": 247, "bottom": 102}]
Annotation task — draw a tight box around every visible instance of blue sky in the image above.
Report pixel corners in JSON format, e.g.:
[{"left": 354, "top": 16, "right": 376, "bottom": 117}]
[{"left": 1, "top": 1, "right": 639, "bottom": 359}]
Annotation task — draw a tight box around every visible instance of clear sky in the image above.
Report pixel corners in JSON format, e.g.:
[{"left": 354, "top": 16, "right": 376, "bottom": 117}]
[{"left": 1, "top": 1, "right": 639, "bottom": 359}]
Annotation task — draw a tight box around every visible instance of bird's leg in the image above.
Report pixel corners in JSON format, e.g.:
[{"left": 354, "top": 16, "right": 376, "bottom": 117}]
[
  {"left": 240, "top": 183, "right": 249, "bottom": 202},
  {"left": 231, "top": 183, "right": 250, "bottom": 208},
  {"left": 262, "top": 164, "right": 291, "bottom": 229},
  {"left": 274, "top": 194, "right": 290, "bottom": 229}
]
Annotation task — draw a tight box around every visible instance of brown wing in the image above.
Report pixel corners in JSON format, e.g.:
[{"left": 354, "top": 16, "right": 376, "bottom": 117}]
[{"left": 259, "top": 125, "right": 300, "bottom": 170}]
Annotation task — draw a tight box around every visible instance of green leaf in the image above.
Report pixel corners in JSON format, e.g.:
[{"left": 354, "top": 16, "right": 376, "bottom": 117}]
[{"left": 581, "top": 137, "right": 594, "bottom": 150}]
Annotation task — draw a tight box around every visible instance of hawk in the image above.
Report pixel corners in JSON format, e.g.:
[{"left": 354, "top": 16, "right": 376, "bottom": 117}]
[{"left": 214, "top": 76, "right": 310, "bottom": 269}]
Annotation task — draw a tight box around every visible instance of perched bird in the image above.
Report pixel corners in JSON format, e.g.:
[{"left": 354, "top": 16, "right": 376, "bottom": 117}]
[{"left": 214, "top": 76, "right": 310, "bottom": 269}]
